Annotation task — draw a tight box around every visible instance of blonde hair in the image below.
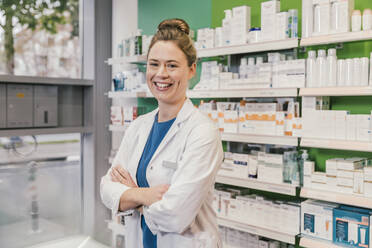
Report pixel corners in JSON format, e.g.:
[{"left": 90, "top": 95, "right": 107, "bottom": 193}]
[{"left": 148, "top": 18, "right": 197, "bottom": 67}]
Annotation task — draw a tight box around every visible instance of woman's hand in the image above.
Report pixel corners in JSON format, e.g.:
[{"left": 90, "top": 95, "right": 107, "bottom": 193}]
[
  {"left": 110, "top": 165, "right": 138, "bottom": 188},
  {"left": 142, "top": 184, "right": 170, "bottom": 206}
]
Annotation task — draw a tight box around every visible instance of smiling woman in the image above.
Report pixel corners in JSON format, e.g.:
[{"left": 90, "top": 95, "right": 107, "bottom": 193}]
[
  {"left": 100, "top": 18, "right": 223, "bottom": 248},
  {"left": 146, "top": 19, "right": 197, "bottom": 122}
]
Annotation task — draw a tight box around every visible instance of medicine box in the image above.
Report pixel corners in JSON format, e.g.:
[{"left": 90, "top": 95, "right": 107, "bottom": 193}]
[
  {"left": 333, "top": 205, "right": 371, "bottom": 248},
  {"left": 301, "top": 200, "right": 339, "bottom": 241},
  {"left": 304, "top": 161, "right": 315, "bottom": 176},
  {"left": 337, "top": 158, "right": 365, "bottom": 171}
]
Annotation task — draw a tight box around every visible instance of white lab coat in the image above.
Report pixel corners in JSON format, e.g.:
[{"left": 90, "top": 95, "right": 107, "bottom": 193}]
[{"left": 100, "top": 98, "right": 223, "bottom": 248}]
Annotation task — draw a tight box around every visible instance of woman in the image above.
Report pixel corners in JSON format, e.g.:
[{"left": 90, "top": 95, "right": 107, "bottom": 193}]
[{"left": 100, "top": 18, "right": 223, "bottom": 248}]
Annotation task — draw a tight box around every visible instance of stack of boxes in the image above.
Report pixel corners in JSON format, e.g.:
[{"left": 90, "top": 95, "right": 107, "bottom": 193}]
[
  {"left": 302, "top": 110, "right": 372, "bottom": 141},
  {"left": 302, "top": 0, "right": 354, "bottom": 38},
  {"left": 195, "top": 2, "right": 298, "bottom": 49},
  {"left": 219, "top": 227, "right": 292, "bottom": 248},
  {"left": 231, "top": 6, "right": 251, "bottom": 45},
  {"left": 261, "top": 0, "right": 281, "bottom": 41},
  {"left": 257, "top": 152, "right": 284, "bottom": 184},
  {"left": 302, "top": 96, "right": 372, "bottom": 142},
  {"left": 333, "top": 205, "right": 371, "bottom": 248},
  {"left": 110, "top": 106, "right": 138, "bottom": 126},
  {"left": 213, "top": 189, "right": 301, "bottom": 236},
  {"left": 304, "top": 157, "right": 372, "bottom": 198},
  {"left": 199, "top": 100, "right": 300, "bottom": 137},
  {"left": 301, "top": 200, "right": 339, "bottom": 242},
  {"left": 301, "top": 200, "right": 372, "bottom": 248}
]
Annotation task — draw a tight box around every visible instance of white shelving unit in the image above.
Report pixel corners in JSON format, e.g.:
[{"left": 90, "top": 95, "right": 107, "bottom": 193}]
[
  {"left": 187, "top": 88, "right": 298, "bottom": 98},
  {"left": 300, "top": 86, "right": 372, "bottom": 96},
  {"left": 300, "top": 236, "right": 342, "bottom": 248},
  {"left": 216, "top": 174, "right": 297, "bottom": 196},
  {"left": 107, "top": 55, "right": 147, "bottom": 65},
  {"left": 197, "top": 38, "right": 298, "bottom": 58},
  {"left": 300, "top": 138, "right": 372, "bottom": 152},
  {"left": 300, "top": 30, "right": 372, "bottom": 46},
  {"left": 217, "top": 217, "right": 297, "bottom": 244},
  {"left": 109, "top": 125, "right": 128, "bottom": 132},
  {"left": 221, "top": 133, "right": 298, "bottom": 146},
  {"left": 108, "top": 91, "right": 153, "bottom": 98},
  {"left": 301, "top": 188, "right": 372, "bottom": 209}
]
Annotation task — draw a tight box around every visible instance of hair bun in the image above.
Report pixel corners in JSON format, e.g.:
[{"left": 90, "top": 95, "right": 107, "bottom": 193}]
[{"left": 158, "top": 18, "right": 190, "bottom": 35}]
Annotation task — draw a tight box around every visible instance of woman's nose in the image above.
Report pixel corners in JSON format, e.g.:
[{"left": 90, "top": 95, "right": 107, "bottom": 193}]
[{"left": 156, "top": 64, "right": 168, "bottom": 77}]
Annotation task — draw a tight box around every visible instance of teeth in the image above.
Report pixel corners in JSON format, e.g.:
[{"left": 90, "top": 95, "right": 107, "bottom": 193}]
[{"left": 155, "top": 82, "right": 171, "bottom": 88}]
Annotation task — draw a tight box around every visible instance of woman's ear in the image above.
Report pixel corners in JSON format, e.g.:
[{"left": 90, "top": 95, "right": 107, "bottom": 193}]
[{"left": 188, "top": 63, "right": 197, "bottom": 80}]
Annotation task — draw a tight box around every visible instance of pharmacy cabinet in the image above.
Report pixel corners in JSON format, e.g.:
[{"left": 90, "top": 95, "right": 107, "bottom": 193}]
[{"left": 0, "top": 77, "right": 94, "bottom": 137}]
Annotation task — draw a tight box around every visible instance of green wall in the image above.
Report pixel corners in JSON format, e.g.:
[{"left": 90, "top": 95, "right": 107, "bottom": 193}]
[
  {"left": 138, "top": 0, "right": 212, "bottom": 35},
  {"left": 137, "top": 0, "right": 372, "bottom": 167}
]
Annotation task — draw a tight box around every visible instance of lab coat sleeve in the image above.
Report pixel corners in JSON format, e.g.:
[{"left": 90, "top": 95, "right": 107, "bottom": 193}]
[
  {"left": 100, "top": 125, "right": 132, "bottom": 217},
  {"left": 142, "top": 122, "right": 223, "bottom": 234}
]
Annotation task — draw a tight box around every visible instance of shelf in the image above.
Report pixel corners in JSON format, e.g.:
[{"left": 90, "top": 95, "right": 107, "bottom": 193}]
[
  {"left": 187, "top": 88, "right": 298, "bottom": 98},
  {"left": 216, "top": 174, "right": 297, "bottom": 196},
  {"left": 0, "top": 75, "right": 94, "bottom": 86},
  {"left": 108, "top": 91, "right": 153, "bottom": 98},
  {"left": 107, "top": 55, "right": 147, "bottom": 65},
  {"left": 0, "top": 126, "right": 93, "bottom": 137},
  {"left": 300, "top": 188, "right": 372, "bottom": 209},
  {"left": 221, "top": 133, "right": 298, "bottom": 146},
  {"left": 197, "top": 39, "right": 298, "bottom": 58},
  {"left": 300, "top": 31, "right": 372, "bottom": 46},
  {"left": 109, "top": 125, "right": 128, "bottom": 132},
  {"left": 300, "top": 138, "right": 372, "bottom": 152},
  {"left": 107, "top": 221, "right": 125, "bottom": 235},
  {"left": 217, "top": 217, "right": 296, "bottom": 244},
  {"left": 300, "top": 236, "right": 343, "bottom": 248},
  {"left": 29, "top": 235, "right": 110, "bottom": 248},
  {"left": 300, "top": 86, "right": 372, "bottom": 96}
]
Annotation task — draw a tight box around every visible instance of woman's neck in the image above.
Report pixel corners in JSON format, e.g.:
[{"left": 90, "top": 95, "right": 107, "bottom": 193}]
[{"left": 157, "top": 97, "right": 186, "bottom": 122}]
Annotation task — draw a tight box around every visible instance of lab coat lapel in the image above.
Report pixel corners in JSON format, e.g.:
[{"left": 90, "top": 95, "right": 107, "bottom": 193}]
[{"left": 149, "top": 99, "right": 195, "bottom": 165}]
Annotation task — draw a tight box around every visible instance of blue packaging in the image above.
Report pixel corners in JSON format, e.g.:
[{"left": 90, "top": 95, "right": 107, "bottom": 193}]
[{"left": 333, "top": 205, "right": 371, "bottom": 248}]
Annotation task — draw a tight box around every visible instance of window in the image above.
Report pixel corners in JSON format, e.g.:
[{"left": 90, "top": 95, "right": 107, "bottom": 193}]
[
  {"left": 0, "top": 0, "right": 81, "bottom": 78},
  {"left": 0, "top": 133, "right": 82, "bottom": 248}
]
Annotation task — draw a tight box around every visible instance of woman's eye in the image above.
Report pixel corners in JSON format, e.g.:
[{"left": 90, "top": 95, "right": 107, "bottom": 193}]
[
  {"left": 167, "top": 64, "right": 177, "bottom": 69},
  {"left": 149, "top": 63, "right": 158, "bottom": 67}
]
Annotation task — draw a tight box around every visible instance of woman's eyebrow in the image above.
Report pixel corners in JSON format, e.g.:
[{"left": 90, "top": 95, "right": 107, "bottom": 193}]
[{"left": 148, "top": 58, "right": 180, "bottom": 64}]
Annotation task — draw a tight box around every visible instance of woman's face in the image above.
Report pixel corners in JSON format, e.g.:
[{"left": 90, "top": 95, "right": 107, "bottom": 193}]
[{"left": 146, "top": 41, "right": 196, "bottom": 105}]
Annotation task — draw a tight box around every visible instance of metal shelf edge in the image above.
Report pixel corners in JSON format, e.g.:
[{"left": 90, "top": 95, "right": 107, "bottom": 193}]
[
  {"left": 300, "top": 236, "right": 343, "bottom": 248},
  {"left": 217, "top": 217, "right": 297, "bottom": 244},
  {"left": 300, "top": 188, "right": 372, "bottom": 209},
  {"left": 300, "top": 138, "right": 372, "bottom": 152},
  {"left": 197, "top": 39, "right": 298, "bottom": 58},
  {"left": 216, "top": 175, "right": 297, "bottom": 196},
  {"left": 0, "top": 126, "right": 93, "bottom": 137},
  {"left": 300, "top": 31, "right": 372, "bottom": 46},
  {"left": 0, "top": 75, "right": 94, "bottom": 86},
  {"left": 222, "top": 133, "right": 298, "bottom": 146},
  {"left": 187, "top": 88, "right": 298, "bottom": 98},
  {"left": 299, "top": 86, "right": 372, "bottom": 96}
]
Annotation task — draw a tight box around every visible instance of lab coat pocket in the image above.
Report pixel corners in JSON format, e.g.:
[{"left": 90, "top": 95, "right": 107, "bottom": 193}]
[{"left": 162, "top": 160, "right": 178, "bottom": 184}]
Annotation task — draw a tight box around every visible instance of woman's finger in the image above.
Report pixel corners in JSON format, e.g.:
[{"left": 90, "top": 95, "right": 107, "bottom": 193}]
[{"left": 110, "top": 170, "right": 118, "bottom": 182}]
